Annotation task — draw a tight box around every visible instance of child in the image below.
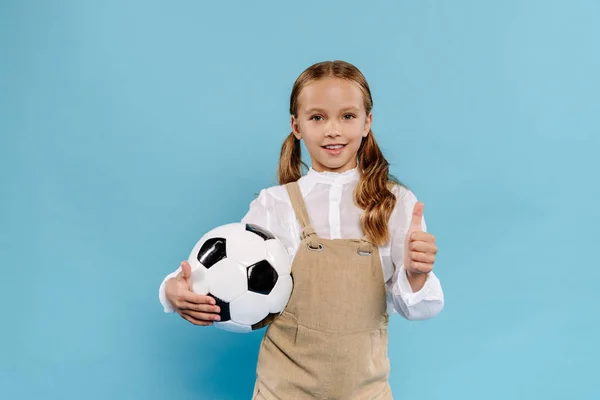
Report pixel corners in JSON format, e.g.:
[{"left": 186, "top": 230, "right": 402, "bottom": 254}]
[{"left": 159, "top": 60, "right": 444, "bottom": 399}]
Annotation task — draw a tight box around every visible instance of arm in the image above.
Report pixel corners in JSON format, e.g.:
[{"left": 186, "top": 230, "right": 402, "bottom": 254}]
[{"left": 388, "top": 188, "right": 444, "bottom": 320}]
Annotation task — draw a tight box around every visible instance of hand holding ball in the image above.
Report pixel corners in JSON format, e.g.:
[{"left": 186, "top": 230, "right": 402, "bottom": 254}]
[{"left": 165, "top": 260, "right": 222, "bottom": 326}]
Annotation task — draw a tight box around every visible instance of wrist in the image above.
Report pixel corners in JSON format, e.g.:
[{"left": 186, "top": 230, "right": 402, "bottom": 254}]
[
  {"left": 165, "top": 277, "right": 178, "bottom": 303},
  {"left": 405, "top": 269, "right": 428, "bottom": 292}
]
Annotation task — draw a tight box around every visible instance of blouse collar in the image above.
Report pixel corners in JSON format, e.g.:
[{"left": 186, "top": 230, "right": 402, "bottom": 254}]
[{"left": 305, "top": 166, "right": 360, "bottom": 185}]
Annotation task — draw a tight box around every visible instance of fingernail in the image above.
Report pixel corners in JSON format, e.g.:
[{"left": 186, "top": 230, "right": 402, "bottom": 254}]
[
  {"left": 215, "top": 307, "right": 220, "bottom": 313},
  {"left": 214, "top": 316, "right": 220, "bottom": 321}
]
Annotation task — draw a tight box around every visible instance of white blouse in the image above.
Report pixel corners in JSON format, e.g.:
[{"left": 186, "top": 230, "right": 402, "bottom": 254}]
[{"left": 158, "top": 167, "right": 444, "bottom": 320}]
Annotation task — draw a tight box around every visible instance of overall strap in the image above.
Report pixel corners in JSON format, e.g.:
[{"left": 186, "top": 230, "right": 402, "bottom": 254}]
[{"left": 285, "top": 182, "right": 320, "bottom": 249}]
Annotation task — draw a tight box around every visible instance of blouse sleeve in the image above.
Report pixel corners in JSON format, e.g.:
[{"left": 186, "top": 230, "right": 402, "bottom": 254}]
[
  {"left": 387, "top": 186, "right": 445, "bottom": 320},
  {"left": 241, "top": 189, "right": 271, "bottom": 230}
]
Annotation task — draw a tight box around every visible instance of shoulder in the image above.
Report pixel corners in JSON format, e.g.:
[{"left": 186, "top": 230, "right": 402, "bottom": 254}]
[
  {"left": 255, "top": 175, "right": 314, "bottom": 206},
  {"left": 243, "top": 183, "right": 291, "bottom": 224},
  {"left": 253, "top": 183, "right": 292, "bottom": 207}
]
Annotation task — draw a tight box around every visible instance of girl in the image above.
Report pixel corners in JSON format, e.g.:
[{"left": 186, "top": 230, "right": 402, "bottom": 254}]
[{"left": 159, "top": 60, "right": 444, "bottom": 399}]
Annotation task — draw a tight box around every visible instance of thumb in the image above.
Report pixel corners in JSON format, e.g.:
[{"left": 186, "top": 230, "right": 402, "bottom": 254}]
[
  {"left": 410, "top": 202, "right": 424, "bottom": 230},
  {"left": 180, "top": 261, "right": 192, "bottom": 280}
]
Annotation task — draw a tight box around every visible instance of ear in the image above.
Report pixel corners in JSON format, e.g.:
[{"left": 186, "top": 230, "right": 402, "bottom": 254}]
[
  {"left": 291, "top": 115, "right": 302, "bottom": 140},
  {"left": 363, "top": 112, "right": 372, "bottom": 137}
]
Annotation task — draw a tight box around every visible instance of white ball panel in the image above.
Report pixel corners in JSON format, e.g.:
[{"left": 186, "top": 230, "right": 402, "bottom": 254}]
[
  {"left": 206, "top": 258, "right": 248, "bottom": 302},
  {"left": 214, "top": 320, "right": 252, "bottom": 333},
  {"left": 264, "top": 239, "right": 292, "bottom": 276},
  {"left": 189, "top": 265, "right": 209, "bottom": 295},
  {"left": 267, "top": 274, "right": 293, "bottom": 313},
  {"left": 230, "top": 291, "right": 270, "bottom": 326},
  {"left": 226, "top": 229, "right": 267, "bottom": 267}
]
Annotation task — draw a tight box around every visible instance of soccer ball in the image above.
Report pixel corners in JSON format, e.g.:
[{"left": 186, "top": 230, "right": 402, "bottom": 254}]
[{"left": 187, "top": 222, "right": 293, "bottom": 333}]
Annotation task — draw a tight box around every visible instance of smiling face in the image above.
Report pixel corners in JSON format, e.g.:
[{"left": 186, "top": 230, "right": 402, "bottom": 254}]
[{"left": 291, "top": 78, "right": 372, "bottom": 173}]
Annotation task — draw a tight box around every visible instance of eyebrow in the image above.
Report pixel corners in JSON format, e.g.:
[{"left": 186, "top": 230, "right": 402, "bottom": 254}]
[{"left": 304, "top": 106, "right": 361, "bottom": 114}]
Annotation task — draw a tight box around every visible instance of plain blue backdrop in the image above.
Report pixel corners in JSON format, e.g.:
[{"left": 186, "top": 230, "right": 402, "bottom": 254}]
[{"left": 1, "top": 0, "right": 599, "bottom": 399}]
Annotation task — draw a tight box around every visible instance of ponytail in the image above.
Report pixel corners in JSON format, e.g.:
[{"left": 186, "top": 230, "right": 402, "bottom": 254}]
[
  {"left": 277, "top": 133, "right": 307, "bottom": 185},
  {"left": 356, "top": 131, "right": 400, "bottom": 246}
]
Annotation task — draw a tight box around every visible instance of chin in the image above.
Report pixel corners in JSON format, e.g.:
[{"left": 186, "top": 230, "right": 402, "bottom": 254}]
[{"left": 320, "top": 161, "right": 354, "bottom": 172}]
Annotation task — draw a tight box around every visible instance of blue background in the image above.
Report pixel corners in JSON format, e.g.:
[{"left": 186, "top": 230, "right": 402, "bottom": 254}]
[{"left": 2, "top": 1, "right": 599, "bottom": 399}]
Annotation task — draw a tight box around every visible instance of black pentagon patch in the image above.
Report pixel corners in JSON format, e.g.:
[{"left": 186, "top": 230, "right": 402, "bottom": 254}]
[
  {"left": 252, "top": 312, "right": 279, "bottom": 330},
  {"left": 245, "top": 223, "right": 275, "bottom": 240},
  {"left": 207, "top": 293, "right": 230, "bottom": 322},
  {"left": 247, "top": 260, "right": 278, "bottom": 295},
  {"left": 197, "top": 237, "right": 226, "bottom": 269}
]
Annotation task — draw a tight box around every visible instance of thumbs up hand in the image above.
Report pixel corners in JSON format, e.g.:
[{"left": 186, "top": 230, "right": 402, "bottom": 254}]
[{"left": 403, "top": 202, "right": 438, "bottom": 288}]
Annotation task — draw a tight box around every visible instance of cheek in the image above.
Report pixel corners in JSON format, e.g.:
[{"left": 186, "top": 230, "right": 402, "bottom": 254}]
[
  {"left": 350, "top": 119, "right": 368, "bottom": 135},
  {"left": 348, "top": 124, "right": 367, "bottom": 144},
  {"left": 302, "top": 136, "right": 324, "bottom": 155}
]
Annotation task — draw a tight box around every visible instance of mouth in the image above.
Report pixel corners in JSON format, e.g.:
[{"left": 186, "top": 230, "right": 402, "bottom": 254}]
[{"left": 322, "top": 144, "right": 346, "bottom": 155}]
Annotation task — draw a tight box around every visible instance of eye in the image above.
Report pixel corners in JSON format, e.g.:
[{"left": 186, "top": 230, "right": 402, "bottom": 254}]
[
  {"left": 310, "top": 115, "right": 323, "bottom": 121},
  {"left": 343, "top": 114, "right": 356, "bottom": 120}
]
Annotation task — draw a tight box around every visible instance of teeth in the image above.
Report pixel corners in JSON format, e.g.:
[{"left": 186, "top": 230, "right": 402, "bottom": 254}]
[{"left": 325, "top": 145, "right": 343, "bottom": 149}]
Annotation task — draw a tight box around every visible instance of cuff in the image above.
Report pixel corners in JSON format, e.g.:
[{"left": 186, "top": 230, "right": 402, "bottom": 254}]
[
  {"left": 396, "top": 264, "right": 441, "bottom": 307},
  {"left": 158, "top": 270, "right": 180, "bottom": 313}
]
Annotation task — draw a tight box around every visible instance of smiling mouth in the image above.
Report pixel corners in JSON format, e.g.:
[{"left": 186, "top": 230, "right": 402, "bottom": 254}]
[{"left": 322, "top": 144, "right": 346, "bottom": 149}]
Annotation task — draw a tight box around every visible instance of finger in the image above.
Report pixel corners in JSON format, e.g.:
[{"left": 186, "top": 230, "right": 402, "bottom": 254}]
[
  {"left": 180, "top": 313, "right": 214, "bottom": 326},
  {"left": 410, "top": 231, "right": 435, "bottom": 243},
  {"left": 173, "top": 291, "right": 216, "bottom": 311},
  {"left": 409, "top": 241, "right": 438, "bottom": 254},
  {"left": 180, "top": 261, "right": 192, "bottom": 280},
  {"left": 179, "top": 301, "right": 221, "bottom": 314},
  {"left": 410, "top": 202, "right": 424, "bottom": 229},
  {"left": 182, "top": 309, "right": 222, "bottom": 322},
  {"left": 408, "top": 261, "right": 433, "bottom": 274},
  {"left": 409, "top": 251, "right": 436, "bottom": 264},
  {"left": 179, "top": 291, "right": 217, "bottom": 305}
]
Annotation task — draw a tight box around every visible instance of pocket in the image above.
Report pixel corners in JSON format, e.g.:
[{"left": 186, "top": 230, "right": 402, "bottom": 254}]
[{"left": 266, "top": 311, "right": 298, "bottom": 343}]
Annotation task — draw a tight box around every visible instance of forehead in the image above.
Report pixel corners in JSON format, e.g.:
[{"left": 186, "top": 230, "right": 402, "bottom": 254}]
[{"left": 298, "top": 78, "right": 364, "bottom": 112}]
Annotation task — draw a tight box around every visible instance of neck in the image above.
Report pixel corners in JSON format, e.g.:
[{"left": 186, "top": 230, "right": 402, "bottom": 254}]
[{"left": 311, "top": 160, "right": 359, "bottom": 174}]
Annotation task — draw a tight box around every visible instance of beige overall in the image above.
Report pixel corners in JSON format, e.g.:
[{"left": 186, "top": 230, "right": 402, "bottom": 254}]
[{"left": 252, "top": 181, "right": 392, "bottom": 400}]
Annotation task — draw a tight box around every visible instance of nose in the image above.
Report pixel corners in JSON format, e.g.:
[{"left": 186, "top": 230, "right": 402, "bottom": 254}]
[{"left": 325, "top": 120, "right": 342, "bottom": 138}]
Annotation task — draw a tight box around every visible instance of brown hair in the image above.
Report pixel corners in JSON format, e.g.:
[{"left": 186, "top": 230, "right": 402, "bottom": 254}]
[{"left": 278, "top": 60, "right": 402, "bottom": 246}]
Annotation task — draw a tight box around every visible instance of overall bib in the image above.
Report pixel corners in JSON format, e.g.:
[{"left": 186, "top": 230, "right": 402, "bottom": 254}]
[{"left": 252, "top": 181, "right": 392, "bottom": 399}]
